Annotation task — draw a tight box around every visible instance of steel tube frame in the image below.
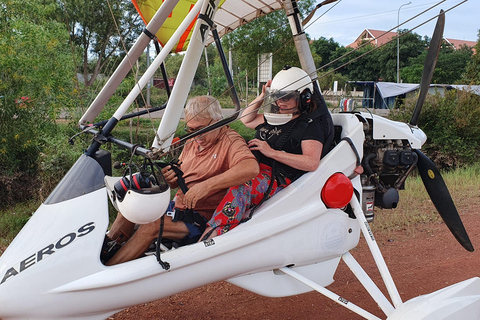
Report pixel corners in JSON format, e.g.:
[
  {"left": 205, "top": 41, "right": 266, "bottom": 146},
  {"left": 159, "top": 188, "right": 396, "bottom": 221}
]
[
  {"left": 279, "top": 267, "right": 382, "bottom": 320},
  {"left": 350, "top": 196, "right": 403, "bottom": 308},
  {"left": 152, "top": 0, "right": 223, "bottom": 151},
  {"left": 80, "top": 0, "right": 180, "bottom": 125}
]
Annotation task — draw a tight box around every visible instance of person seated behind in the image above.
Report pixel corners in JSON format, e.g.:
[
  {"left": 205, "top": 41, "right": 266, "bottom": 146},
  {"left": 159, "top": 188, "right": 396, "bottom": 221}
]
[
  {"left": 200, "top": 66, "right": 335, "bottom": 240},
  {"left": 103, "top": 95, "right": 259, "bottom": 265}
]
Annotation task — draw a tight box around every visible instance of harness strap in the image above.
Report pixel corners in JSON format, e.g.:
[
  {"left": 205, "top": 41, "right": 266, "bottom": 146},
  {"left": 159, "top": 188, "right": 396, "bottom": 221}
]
[
  {"left": 171, "top": 209, "right": 207, "bottom": 230},
  {"left": 288, "top": 108, "right": 323, "bottom": 148},
  {"left": 155, "top": 215, "right": 170, "bottom": 270}
]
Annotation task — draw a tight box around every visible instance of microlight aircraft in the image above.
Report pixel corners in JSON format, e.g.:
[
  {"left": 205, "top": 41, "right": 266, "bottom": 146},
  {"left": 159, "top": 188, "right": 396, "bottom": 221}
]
[{"left": 0, "top": 0, "right": 479, "bottom": 319}]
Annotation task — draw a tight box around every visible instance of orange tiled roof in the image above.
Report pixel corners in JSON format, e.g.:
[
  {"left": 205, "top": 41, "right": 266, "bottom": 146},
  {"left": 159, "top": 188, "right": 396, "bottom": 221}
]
[
  {"left": 347, "top": 29, "right": 397, "bottom": 49},
  {"left": 444, "top": 38, "right": 477, "bottom": 51},
  {"left": 347, "top": 29, "right": 477, "bottom": 53}
]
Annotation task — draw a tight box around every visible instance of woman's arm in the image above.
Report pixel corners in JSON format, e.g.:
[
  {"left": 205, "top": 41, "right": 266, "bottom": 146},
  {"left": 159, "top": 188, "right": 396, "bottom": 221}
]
[
  {"left": 247, "top": 139, "right": 323, "bottom": 172},
  {"left": 241, "top": 80, "right": 272, "bottom": 129}
]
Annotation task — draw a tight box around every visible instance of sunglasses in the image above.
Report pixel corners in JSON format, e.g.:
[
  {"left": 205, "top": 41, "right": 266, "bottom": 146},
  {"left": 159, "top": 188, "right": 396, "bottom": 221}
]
[
  {"left": 274, "top": 92, "right": 298, "bottom": 102},
  {"left": 184, "top": 119, "right": 213, "bottom": 133}
]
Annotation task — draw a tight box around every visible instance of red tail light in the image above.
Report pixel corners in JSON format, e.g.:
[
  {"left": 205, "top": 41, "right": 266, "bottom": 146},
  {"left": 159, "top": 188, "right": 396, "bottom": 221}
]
[{"left": 321, "top": 173, "right": 353, "bottom": 208}]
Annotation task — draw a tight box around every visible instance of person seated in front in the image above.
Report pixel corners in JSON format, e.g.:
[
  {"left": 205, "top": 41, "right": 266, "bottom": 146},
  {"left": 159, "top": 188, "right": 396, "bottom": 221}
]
[
  {"left": 200, "top": 66, "right": 335, "bottom": 240},
  {"left": 103, "top": 95, "right": 259, "bottom": 265}
]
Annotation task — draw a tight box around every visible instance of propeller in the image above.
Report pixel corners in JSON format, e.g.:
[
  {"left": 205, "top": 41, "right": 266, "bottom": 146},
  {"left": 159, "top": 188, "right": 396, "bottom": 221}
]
[
  {"left": 414, "top": 149, "right": 474, "bottom": 252},
  {"left": 410, "top": 10, "right": 444, "bottom": 126},
  {"left": 410, "top": 10, "right": 474, "bottom": 252}
]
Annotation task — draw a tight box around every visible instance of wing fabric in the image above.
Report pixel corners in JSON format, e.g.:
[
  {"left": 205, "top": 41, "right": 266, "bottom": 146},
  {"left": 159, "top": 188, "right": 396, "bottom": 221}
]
[
  {"left": 132, "top": 0, "right": 284, "bottom": 52},
  {"left": 132, "top": 0, "right": 199, "bottom": 53}
]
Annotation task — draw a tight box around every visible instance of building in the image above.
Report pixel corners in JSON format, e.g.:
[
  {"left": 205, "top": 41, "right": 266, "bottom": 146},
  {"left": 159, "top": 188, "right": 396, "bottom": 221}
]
[
  {"left": 347, "top": 29, "right": 397, "bottom": 49},
  {"left": 347, "top": 29, "right": 477, "bottom": 53}
]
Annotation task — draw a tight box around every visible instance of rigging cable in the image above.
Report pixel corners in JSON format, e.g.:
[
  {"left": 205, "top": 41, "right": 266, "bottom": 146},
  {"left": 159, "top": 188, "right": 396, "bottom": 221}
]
[{"left": 102, "top": 0, "right": 468, "bottom": 158}]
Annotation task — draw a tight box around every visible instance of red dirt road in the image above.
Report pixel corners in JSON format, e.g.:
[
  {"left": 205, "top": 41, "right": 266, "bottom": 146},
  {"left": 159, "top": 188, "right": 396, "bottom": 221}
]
[{"left": 112, "top": 208, "right": 480, "bottom": 320}]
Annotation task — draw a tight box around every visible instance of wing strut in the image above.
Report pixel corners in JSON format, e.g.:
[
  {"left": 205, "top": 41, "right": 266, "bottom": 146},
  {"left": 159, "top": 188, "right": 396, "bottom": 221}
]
[
  {"left": 349, "top": 195, "right": 403, "bottom": 308},
  {"left": 279, "top": 266, "right": 382, "bottom": 320}
]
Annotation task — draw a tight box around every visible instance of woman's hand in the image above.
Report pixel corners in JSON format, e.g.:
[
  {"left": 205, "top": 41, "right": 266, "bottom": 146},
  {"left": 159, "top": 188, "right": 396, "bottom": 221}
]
[
  {"left": 242, "top": 80, "right": 273, "bottom": 129},
  {"left": 248, "top": 138, "right": 274, "bottom": 158},
  {"left": 262, "top": 80, "right": 272, "bottom": 95}
]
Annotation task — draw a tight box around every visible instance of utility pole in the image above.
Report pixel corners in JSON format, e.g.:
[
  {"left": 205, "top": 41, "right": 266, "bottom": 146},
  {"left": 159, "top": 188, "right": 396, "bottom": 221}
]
[{"left": 397, "top": 2, "right": 412, "bottom": 83}]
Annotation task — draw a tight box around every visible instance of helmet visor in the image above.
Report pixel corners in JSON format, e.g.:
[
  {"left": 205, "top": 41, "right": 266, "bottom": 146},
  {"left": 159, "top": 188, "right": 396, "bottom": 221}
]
[{"left": 263, "top": 88, "right": 299, "bottom": 115}]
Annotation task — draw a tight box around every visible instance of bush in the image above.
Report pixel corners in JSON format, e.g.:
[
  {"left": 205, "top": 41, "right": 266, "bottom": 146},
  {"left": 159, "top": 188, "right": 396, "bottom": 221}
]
[
  {"left": 37, "top": 123, "right": 86, "bottom": 199},
  {"left": 0, "top": 0, "right": 77, "bottom": 206},
  {"left": 391, "top": 89, "right": 480, "bottom": 168}
]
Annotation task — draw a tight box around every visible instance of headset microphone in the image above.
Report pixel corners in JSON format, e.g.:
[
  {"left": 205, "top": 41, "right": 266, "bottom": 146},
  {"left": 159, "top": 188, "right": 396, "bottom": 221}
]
[{"left": 113, "top": 161, "right": 127, "bottom": 169}]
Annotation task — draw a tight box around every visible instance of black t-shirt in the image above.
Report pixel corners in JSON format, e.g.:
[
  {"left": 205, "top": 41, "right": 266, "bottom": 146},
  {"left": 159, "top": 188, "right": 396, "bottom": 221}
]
[{"left": 253, "top": 114, "right": 325, "bottom": 181}]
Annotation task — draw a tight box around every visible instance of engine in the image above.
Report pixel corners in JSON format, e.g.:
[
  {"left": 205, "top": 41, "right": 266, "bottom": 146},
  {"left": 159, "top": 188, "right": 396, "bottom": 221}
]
[{"left": 359, "top": 115, "right": 418, "bottom": 221}]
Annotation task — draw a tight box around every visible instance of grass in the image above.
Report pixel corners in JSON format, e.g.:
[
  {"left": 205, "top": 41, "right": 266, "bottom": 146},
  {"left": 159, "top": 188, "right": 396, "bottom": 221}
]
[
  {"left": 0, "top": 200, "right": 40, "bottom": 254},
  {"left": 370, "top": 165, "right": 480, "bottom": 237}
]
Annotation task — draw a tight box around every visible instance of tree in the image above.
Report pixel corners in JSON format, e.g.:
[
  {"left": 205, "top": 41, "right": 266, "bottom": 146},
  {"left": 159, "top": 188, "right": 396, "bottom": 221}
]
[
  {"left": 338, "top": 44, "right": 383, "bottom": 81},
  {"left": 0, "top": 0, "right": 76, "bottom": 176},
  {"left": 224, "top": 1, "right": 315, "bottom": 79},
  {"left": 403, "top": 44, "right": 473, "bottom": 84},
  {"left": 311, "top": 37, "right": 342, "bottom": 70},
  {"left": 462, "top": 30, "right": 480, "bottom": 85},
  {"left": 329, "top": 31, "right": 425, "bottom": 83},
  {"left": 61, "top": 0, "right": 142, "bottom": 89}
]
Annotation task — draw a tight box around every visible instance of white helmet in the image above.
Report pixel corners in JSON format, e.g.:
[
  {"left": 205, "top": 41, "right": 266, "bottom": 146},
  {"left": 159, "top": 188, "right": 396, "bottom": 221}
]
[
  {"left": 105, "top": 173, "right": 170, "bottom": 224},
  {"left": 264, "top": 66, "right": 314, "bottom": 125},
  {"left": 270, "top": 66, "right": 313, "bottom": 94}
]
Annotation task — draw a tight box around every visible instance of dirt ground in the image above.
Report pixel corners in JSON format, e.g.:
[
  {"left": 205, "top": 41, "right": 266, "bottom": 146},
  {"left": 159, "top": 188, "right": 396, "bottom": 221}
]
[{"left": 112, "top": 206, "right": 480, "bottom": 320}]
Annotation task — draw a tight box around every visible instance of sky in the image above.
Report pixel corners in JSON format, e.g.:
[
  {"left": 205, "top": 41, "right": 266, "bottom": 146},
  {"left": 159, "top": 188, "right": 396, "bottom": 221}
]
[{"left": 303, "top": 0, "right": 478, "bottom": 47}]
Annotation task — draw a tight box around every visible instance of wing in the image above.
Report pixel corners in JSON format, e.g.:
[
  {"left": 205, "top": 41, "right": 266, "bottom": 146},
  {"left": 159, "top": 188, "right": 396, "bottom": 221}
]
[{"left": 132, "top": 0, "right": 284, "bottom": 52}]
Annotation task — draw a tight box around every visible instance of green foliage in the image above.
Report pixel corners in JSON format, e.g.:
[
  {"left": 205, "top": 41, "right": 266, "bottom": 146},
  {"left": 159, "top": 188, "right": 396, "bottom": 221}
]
[
  {"left": 61, "top": 0, "right": 142, "bottom": 88},
  {"left": 402, "top": 45, "right": 473, "bottom": 84},
  {"left": 226, "top": 1, "right": 315, "bottom": 77},
  {"left": 317, "top": 70, "right": 349, "bottom": 92},
  {"left": 0, "top": 0, "right": 76, "bottom": 175},
  {"left": 337, "top": 31, "right": 426, "bottom": 82},
  {"left": 0, "top": 200, "right": 39, "bottom": 249},
  {"left": 385, "top": 31, "right": 426, "bottom": 82},
  {"left": 340, "top": 44, "right": 382, "bottom": 81},
  {"left": 229, "top": 120, "right": 256, "bottom": 141},
  {"left": 311, "top": 37, "right": 342, "bottom": 69},
  {"left": 462, "top": 30, "right": 480, "bottom": 85},
  {"left": 391, "top": 90, "right": 480, "bottom": 168},
  {"left": 37, "top": 124, "right": 86, "bottom": 198}
]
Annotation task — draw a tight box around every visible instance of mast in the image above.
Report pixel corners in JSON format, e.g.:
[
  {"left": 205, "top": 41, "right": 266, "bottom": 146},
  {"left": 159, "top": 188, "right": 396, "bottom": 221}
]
[
  {"left": 282, "top": 0, "right": 330, "bottom": 114},
  {"left": 152, "top": 0, "right": 223, "bottom": 151}
]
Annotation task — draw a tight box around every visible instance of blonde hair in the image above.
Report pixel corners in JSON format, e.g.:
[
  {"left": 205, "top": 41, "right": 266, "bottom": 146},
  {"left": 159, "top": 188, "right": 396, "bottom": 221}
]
[{"left": 185, "top": 96, "right": 222, "bottom": 121}]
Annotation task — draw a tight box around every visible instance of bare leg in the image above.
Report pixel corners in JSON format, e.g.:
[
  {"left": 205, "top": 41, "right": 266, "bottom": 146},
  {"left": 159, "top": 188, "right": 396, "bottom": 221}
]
[
  {"left": 106, "top": 212, "right": 136, "bottom": 240},
  {"left": 106, "top": 216, "right": 190, "bottom": 265}
]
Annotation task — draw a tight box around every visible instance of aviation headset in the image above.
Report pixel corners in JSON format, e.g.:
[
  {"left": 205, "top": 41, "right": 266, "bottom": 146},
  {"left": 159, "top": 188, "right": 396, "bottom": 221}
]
[{"left": 299, "top": 88, "right": 312, "bottom": 113}]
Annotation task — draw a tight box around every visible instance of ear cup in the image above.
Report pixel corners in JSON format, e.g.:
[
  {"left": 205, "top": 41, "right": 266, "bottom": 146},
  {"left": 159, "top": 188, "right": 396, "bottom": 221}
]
[{"left": 300, "top": 89, "right": 312, "bottom": 112}]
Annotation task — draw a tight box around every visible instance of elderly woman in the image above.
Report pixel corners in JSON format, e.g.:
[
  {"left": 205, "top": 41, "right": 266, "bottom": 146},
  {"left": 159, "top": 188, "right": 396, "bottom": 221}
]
[{"left": 200, "top": 66, "right": 335, "bottom": 240}]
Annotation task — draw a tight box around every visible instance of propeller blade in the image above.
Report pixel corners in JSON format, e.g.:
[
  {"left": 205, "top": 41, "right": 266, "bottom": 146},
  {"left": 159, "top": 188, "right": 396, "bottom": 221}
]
[
  {"left": 302, "top": 0, "right": 339, "bottom": 26},
  {"left": 413, "top": 149, "right": 474, "bottom": 252},
  {"left": 410, "top": 10, "right": 445, "bottom": 126}
]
